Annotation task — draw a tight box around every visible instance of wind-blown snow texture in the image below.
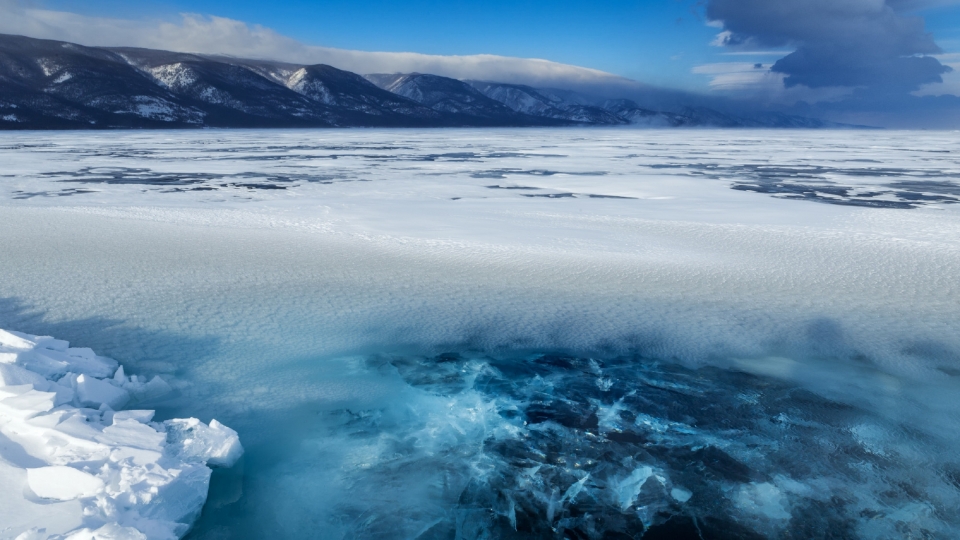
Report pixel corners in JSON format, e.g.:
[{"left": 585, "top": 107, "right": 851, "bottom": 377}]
[{"left": 1, "top": 129, "right": 959, "bottom": 539}]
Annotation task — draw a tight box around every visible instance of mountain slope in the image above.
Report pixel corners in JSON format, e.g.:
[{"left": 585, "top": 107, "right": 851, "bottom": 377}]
[
  {"left": 600, "top": 99, "right": 693, "bottom": 127},
  {"left": 0, "top": 34, "right": 202, "bottom": 128},
  {"left": 110, "top": 48, "right": 339, "bottom": 127},
  {"left": 0, "top": 34, "right": 509, "bottom": 129},
  {"left": 366, "top": 73, "right": 563, "bottom": 126},
  {"left": 467, "top": 81, "right": 626, "bottom": 125},
  {"left": 229, "top": 60, "right": 447, "bottom": 125},
  {"left": 0, "top": 33, "right": 855, "bottom": 130}
]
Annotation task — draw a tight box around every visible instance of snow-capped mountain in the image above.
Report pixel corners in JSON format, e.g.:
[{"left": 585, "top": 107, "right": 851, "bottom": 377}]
[
  {"left": 364, "top": 73, "right": 560, "bottom": 125},
  {"left": 600, "top": 99, "right": 693, "bottom": 126},
  {"left": 225, "top": 60, "right": 446, "bottom": 125},
  {"left": 465, "top": 83, "right": 704, "bottom": 127},
  {"left": 112, "top": 48, "right": 339, "bottom": 126},
  {"left": 464, "top": 82, "right": 834, "bottom": 128},
  {"left": 0, "top": 33, "right": 854, "bottom": 130},
  {"left": 0, "top": 35, "right": 457, "bottom": 128},
  {"left": 467, "top": 81, "right": 627, "bottom": 125},
  {"left": 0, "top": 35, "right": 204, "bottom": 128}
]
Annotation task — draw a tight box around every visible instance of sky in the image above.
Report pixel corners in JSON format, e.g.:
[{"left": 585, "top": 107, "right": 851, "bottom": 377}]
[
  {"left": 33, "top": 0, "right": 723, "bottom": 89},
  {"left": 3, "top": 0, "right": 960, "bottom": 126}
]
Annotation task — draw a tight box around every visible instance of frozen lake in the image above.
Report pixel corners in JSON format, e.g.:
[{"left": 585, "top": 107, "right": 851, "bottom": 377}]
[{"left": 1, "top": 128, "right": 960, "bottom": 539}]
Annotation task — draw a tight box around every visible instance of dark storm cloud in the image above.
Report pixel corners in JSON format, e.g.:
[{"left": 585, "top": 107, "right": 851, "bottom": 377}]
[{"left": 706, "top": 0, "right": 951, "bottom": 92}]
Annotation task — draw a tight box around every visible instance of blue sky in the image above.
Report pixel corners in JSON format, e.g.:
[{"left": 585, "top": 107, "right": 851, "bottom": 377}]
[
  {"left": 30, "top": 1, "right": 960, "bottom": 89},
  {"left": 37, "top": 0, "right": 716, "bottom": 85},
  {"left": 30, "top": 0, "right": 798, "bottom": 90}
]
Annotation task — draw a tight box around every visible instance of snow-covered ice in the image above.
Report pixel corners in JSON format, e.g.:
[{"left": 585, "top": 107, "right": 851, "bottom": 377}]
[
  {"left": 0, "top": 329, "right": 242, "bottom": 540},
  {"left": 1, "top": 128, "right": 959, "bottom": 538}
]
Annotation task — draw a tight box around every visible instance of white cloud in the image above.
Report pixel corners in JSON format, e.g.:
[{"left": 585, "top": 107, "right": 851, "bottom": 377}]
[
  {"left": 710, "top": 30, "right": 735, "bottom": 47},
  {"left": 692, "top": 62, "right": 853, "bottom": 103},
  {"left": 693, "top": 62, "right": 779, "bottom": 90},
  {"left": 0, "top": 1, "right": 628, "bottom": 87}
]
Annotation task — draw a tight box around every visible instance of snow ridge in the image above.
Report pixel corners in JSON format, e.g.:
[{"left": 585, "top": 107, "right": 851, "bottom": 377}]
[{"left": 0, "top": 329, "right": 242, "bottom": 540}]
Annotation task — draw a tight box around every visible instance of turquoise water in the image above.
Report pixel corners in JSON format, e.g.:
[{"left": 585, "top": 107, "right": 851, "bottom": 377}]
[{"left": 2, "top": 208, "right": 958, "bottom": 538}]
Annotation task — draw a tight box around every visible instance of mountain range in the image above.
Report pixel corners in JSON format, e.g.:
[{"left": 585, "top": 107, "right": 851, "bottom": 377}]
[{"left": 0, "top": 33, "right": 851, "bottom": 130}]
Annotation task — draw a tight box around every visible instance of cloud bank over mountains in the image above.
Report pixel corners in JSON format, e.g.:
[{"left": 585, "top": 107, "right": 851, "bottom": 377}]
[{"left": 0, "top": 0, "right": 627, "bottom": 89}]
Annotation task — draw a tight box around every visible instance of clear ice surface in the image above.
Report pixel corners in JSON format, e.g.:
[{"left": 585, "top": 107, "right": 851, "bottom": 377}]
[{"left": 0, "top": 129, "right": 959, "bottom": 539}]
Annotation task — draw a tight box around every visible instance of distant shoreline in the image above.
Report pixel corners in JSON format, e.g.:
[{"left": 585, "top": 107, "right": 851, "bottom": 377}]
[{"left": 0, "top": 33, "right": 858, "bottom": 131}]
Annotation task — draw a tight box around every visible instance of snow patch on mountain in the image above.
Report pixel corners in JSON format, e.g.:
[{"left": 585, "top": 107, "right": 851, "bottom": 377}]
[
  {"left": 196, "top": 86, "right": 231, "bottom": 105},
  {"left": 473, "top": 83, "right": 562, "bottom": 116},
  {"left": 284, "top": 68, "right": 335, "bottom": 105},
  {"left": 367, "top": 73, "right": 526, "bottom": 121},
  {"left": 469, "top": 81, "right": 668, "bottom": 125},
  {"left": 146, "top": 63, "right": 198, "bottom": 92},
  {"left": 52, "top": 72, "right": 73, "bottom": 85},
  {"left": 36, "top": 58, "right": 61, "bottom": 77}
]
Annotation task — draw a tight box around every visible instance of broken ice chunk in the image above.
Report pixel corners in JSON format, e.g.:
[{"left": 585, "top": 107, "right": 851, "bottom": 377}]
[
  {"left": 122, "top": 375, "right": 173, "bottom": 403},
  {"left": 26, "top": 466, "right": 104, "bottom": 501},
  {"left": 736, "top": 482, "right": 791, "bottom": 520},
  {"left": 670, "top": 487, "right": 692, "bottom": 503},
  {"left": 164, "top": 418, "right": 244, "bottom": 467},
  {"left": 13, "top": 349, "right": 71, "bottom": 379},
  {"left": 57, "top": 524, "right": 148, "bottom": 540},
  {"left": 0, "top": 362, "right": 48, "bottom": 387},
  {"left": 60, "top": 347, "right": 118, "bottom": 378},
  {"left": 1, "top": 389, "right": 56, "bottom": 419},
  {"left": 32, "top": 335, "right": 69, "bottom": 353},
  {"left": 0, "top": 327, "right": 244, "bottom": 538},
  {"left": 1, "top": 364, "right": 74, "bottom": 406},
  {"left": 112, "top": 410, "right": 156, "bottom": 424},
  {"left": 113, "top": 365, "right": 126, "bottom": 383},
  {"left": 97, "top": 418, "right": 166, "bottom": 450},
  {"left": 75, "top": 374, "right": 130, "bottom": 409},
  {"left": 0, "top": 329, "right": 35, "bottom": 350},
  {"left": 615, "top": 465, "right": 655, "bottom": 510}
]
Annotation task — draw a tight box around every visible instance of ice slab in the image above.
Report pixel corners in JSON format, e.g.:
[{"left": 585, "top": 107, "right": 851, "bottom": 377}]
[
  {"left": 164, "top": 418, "right": 242, "bottom": 468},
  {"left": 27, "top": 466, "right": 104, "bottom": 500},
  {"left": 74, "top": 373, "right": 130, "bottom": 409}
]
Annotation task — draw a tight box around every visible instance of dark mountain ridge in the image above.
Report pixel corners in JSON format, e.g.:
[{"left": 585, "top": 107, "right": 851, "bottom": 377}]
[
  {"left": 364, "top": 73, "right": 559, "bottom": 126},
  {"left": 0, "top": 33, "right": 857, "bottom": 130}
]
